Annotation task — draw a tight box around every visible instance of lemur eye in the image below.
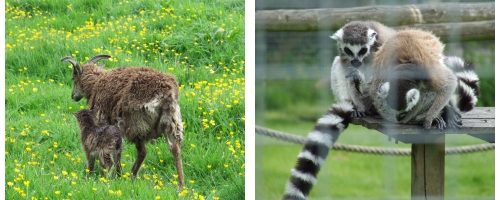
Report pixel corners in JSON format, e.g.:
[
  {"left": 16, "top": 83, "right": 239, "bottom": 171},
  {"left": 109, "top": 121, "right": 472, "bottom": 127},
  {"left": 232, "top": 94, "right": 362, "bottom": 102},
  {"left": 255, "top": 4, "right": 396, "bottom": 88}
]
[
  {"left": 358, "top": 48, "right": 368, "bottom": 56},
  {"left": 344, "top": 47, "right": 354, "bottom": 56}
]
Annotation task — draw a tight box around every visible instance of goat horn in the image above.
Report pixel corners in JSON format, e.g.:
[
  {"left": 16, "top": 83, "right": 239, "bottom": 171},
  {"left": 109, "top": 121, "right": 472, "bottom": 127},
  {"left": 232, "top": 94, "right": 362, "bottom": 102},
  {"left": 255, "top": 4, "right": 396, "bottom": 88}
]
[
  {"left": 61, "top": 56, "right": 82, "bottom": 74},
  {"left": 61, "top": 56, "right": 78, "bottom": 67},
  {"left": 88, "top": 54, "right": 111, "bottom": 64}
]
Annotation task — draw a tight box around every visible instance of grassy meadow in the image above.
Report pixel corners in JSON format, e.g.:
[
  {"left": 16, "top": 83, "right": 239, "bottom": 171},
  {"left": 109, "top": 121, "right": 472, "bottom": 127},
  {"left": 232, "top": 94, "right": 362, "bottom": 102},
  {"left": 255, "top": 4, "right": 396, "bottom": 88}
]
[{"left": 5, "top": 0, "right": 244, "bottom": 199}]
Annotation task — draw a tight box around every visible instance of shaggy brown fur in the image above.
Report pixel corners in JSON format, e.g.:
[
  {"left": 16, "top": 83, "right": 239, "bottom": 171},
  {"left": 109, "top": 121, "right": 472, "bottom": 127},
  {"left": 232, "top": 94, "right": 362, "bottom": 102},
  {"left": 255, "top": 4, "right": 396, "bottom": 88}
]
[
  {"left": 62, "top": 54, "right": 185, "bottom": 190},
  {"left": 369, "top": 29, "right": 457, "bottom": 129},
  {"left": 73, "top": 109, "right": 123, "bottom": 177}
]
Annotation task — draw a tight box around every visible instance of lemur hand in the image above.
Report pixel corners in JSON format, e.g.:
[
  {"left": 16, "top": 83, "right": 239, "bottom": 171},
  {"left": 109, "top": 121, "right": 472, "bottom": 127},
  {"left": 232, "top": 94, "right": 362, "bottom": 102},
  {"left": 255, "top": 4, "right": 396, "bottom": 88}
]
[
  {"left": 345, "top": 67, "right": 362, "bottom": 93},
  {"left": 351, "top": 109, "right": 366, "bottom": 118}
]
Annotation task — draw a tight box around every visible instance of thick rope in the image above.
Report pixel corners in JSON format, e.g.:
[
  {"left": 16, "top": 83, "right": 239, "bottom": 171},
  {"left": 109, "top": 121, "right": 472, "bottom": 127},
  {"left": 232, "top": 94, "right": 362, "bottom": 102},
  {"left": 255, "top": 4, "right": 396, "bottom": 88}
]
[{"left": 256, "top": 126, "right": 494, "bottom": 156}]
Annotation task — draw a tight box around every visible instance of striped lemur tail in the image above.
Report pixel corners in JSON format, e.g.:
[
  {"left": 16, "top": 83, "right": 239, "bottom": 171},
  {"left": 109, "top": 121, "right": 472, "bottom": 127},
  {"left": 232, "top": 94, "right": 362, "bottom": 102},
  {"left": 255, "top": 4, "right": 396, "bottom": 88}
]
[
  {"left": 443, "top": 55, "right": 480, "bottom": 112},
  {"left": 283, "top": 102, "right": 353, "bottom": 200}
]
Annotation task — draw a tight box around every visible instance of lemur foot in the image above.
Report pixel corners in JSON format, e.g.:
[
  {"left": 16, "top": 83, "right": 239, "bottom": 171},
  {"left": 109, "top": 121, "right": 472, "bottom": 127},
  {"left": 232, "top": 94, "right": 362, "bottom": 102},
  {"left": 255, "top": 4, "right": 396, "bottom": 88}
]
[
  {"left": 430, "top": 117, "right": 446, "bottom": 131},
  {"left": 442, "top": 105, "right": 462, "bottom": 129},
  {"left": 351, "top": 109, "right": 366, "bottom": 118},
  {"left": 345, "top": 67, "right": 362, "bottom": 94}
]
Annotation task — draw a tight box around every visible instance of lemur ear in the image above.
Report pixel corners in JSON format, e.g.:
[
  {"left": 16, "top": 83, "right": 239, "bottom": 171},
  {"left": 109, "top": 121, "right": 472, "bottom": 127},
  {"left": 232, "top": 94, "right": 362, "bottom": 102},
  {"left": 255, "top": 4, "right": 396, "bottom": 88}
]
[
  {"left": 377, "top": 82, "right": 390, "bottom": 98},
  {"left": 405, "top": 88, "right": 420, "bottom": 111},
  {"left": 367, "top": 28, "right": 378, "bottom": 45},
  {"left": 330, "top": 28, "right": 343, "bottom": 41}
]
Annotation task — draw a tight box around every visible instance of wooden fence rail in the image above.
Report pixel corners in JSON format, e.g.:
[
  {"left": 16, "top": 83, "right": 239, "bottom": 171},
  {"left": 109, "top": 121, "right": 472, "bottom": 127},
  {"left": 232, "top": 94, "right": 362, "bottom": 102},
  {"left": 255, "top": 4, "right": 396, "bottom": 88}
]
[{"left": 256, "top": 2, "right": 494, "bottom": 41}]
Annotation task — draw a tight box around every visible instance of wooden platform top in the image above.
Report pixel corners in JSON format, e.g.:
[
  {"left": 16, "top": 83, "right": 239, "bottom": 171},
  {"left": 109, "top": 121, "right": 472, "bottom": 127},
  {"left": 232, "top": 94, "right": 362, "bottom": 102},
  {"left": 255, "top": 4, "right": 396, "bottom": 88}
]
[{"left": 351, "top": 107, "right": 495, "bottom": 144}]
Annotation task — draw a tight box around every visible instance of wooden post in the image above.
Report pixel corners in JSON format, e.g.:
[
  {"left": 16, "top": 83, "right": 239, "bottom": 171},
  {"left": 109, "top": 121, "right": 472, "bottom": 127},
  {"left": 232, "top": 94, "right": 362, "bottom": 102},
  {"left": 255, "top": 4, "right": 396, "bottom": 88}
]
[{"left": 411, "top": 134, "right": 445, "bottom": 200}]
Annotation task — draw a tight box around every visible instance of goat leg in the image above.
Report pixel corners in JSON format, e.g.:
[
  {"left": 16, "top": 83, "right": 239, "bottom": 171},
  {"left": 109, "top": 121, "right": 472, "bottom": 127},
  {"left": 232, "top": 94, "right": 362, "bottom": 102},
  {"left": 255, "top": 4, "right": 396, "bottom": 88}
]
[
  {"left": 167, "top": 133, "right": 185, "bottom": 191},
  {"left": 114, "top": 152, "right": 122, "bottom": 178},
  {"left": 86, "top": 152, "right": 95, "bottom": 174},
  {"left": 132, "top": 141, "right": 147, "bottom": 177},
  {"left": 99, "top": 150, "right": 113, "bottom": 176}
]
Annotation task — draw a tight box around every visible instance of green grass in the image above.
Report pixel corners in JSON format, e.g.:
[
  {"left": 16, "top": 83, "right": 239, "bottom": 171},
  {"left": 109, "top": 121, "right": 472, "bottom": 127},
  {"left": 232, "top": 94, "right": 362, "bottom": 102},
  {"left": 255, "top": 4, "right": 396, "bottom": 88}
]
[
  {"left": 5, "top": 0, "right": 244, "bottom": 199},
  {"left": 256, "top": 105, "right": 494, "bottom": 199}
]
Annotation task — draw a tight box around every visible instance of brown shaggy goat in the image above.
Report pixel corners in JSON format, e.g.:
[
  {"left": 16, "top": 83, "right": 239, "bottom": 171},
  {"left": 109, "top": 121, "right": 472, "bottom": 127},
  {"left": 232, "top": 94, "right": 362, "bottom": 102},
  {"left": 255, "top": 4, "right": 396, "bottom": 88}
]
[
  {"left": 62, "top": 54, "right": 185, "bottom": 190},
  {"left": 73, "top": 109, "right": 123, "bottom": 177}
]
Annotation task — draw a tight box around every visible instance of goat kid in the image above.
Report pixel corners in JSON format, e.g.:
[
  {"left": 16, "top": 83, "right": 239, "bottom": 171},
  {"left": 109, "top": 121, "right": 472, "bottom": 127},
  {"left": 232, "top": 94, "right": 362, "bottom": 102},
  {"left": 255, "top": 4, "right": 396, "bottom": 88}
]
[{"left": 73, "top": 109, "right": 124, "bottom": 177}]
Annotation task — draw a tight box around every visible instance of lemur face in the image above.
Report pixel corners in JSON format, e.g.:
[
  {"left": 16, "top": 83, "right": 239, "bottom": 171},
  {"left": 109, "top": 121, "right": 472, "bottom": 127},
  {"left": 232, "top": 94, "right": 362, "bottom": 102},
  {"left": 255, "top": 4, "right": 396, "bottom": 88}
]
[
  {"left": 339, "top": 44, "right": 370, "bottom": 68},
  {"left": 331, "top": 25, "right": 377, "bottom": 68},
  {"left": 377, "top": 81, "right": 420, "bottom": 121}
]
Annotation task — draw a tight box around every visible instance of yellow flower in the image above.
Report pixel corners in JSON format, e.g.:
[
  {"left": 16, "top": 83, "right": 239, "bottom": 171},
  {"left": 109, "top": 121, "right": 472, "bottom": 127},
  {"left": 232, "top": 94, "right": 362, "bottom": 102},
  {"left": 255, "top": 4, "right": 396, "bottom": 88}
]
[
  {"left": 62, "top": 171, "right": 68, "bottom": 176},
  {"left": 55, "top": 191, "right": 60, "bottom": 195},
  {"left": 7, "top": 182, "right": 13, "bottom": 187},
  {"left": 32, "top": 88, "right": 38, "bottom": 92},
  {"left": 92, "top": 187, "right": 97, "bottom": 191},
  {"left": 207, "top": 165, "right": 212, "bottom": 169}
]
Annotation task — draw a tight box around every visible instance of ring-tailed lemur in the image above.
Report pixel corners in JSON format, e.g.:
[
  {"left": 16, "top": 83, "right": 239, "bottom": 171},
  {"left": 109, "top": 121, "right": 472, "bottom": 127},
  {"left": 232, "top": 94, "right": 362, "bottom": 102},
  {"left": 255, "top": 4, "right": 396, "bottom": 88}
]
[
  {"left": 282, "top": 22, "right": 397, "bottom": 200},
  {"left": 370, "top": 29, "right": 460, "bottom": 130},
  {"left": 330, "top": 21, "right": 397, "bottom": 118}
]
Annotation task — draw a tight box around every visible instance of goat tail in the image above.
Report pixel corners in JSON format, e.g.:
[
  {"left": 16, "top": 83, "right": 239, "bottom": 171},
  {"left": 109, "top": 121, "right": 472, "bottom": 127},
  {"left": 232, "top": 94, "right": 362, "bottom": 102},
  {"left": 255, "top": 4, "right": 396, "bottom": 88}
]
[
  {"left": 283, "top": 102, "right": 353, "bottom": 200},
  {"left": 444, "top": 55, "right": 480, "bottom": 112}
]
